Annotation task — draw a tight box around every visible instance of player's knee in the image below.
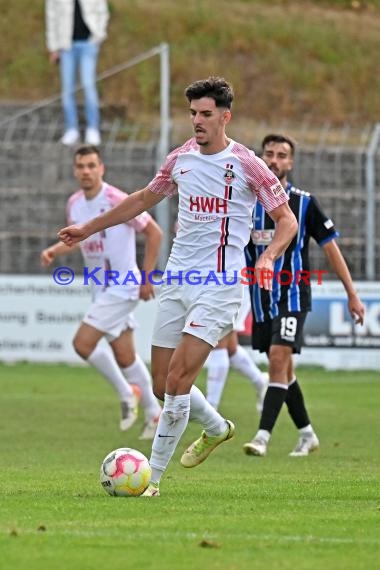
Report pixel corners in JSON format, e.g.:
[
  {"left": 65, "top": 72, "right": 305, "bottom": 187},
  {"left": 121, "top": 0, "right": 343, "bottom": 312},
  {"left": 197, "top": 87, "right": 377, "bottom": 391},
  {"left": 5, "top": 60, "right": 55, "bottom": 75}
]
[
  {"left": 150, "top": 374, "right": 165, "bottom": 401},
  {"left": 72, "top": 337, "right": 93, "bottom": 360},
  {"left": 166, "top": 371, "right": 194, "bottom": 395},
  {"left": 114, "top": 352, "right": 135, "bottom": 369},
  {"left": 269, "top": 347, "right": 290, "bottom": 377},
  {"left": 153, "top": 387, "right": 165, "bottom": 401}
]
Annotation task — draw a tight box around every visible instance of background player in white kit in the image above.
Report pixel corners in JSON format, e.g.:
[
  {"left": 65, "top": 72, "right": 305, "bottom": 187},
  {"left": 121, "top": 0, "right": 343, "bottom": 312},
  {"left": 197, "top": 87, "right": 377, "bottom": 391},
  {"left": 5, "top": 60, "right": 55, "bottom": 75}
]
[
  {"left": 41, "top": 145, "right": 162, "bottom": 439},
  {"left": 58, "top": 77, "right": 298, "bottom": 497},
  {"left": 205, "top": 287, "right": 269, "bottom": 412}
]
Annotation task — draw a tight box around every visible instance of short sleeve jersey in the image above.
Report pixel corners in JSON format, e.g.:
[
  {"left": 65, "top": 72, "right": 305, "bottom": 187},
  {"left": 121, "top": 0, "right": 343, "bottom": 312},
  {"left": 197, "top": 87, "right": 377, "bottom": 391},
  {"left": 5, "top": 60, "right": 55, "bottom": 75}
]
[
  {"left": 148, "top": 137, "right": 288, "bottom": 276},
  {"left": 66, "top": 183, "right": 151, "bottom": 299},
  {"left": 245, "top": 183, "right": 339, "bottom": 321}
]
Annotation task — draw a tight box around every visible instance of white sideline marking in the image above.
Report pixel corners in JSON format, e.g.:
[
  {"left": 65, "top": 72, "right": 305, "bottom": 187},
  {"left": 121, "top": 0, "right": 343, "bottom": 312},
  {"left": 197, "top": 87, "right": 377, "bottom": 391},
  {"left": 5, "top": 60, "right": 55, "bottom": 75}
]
[{"left": 14, "top": 529, "right": 380, "bottom": 545}]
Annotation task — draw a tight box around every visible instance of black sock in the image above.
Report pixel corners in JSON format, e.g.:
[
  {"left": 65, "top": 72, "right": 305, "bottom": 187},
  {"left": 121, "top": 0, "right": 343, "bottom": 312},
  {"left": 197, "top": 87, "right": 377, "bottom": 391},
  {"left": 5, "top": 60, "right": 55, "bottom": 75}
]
[
  {"left": 285, "top": 379, "right": 311, "bottom": 429},
  {"left": 259, "top": 385, "right": 288, "bottom": 432}
]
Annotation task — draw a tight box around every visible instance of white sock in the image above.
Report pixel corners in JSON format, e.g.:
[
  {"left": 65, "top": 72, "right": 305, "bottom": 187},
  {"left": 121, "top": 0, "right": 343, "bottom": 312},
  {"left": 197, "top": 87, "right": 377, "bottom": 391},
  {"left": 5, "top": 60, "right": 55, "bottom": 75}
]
[
  {"left": 229, "top": 345, "right": 266, "bottom": 390},
  {"left": 205, "top": 348, "right": 230, "bottom": 409},
  {"left": 121, "top": 355, "right": 161, "bottom": 421},
  {"left": 189, "top": 385, "right": 228, "bottom": 436},
  {"left": 256, "top": 429, "right": 271, "bottom": 443},
  {"left": 87, "top": 344, "right": 134, "bottom": 401},
  {"left": 299, "top": 425, "right": 314, "bottom": 437},
  {"left": 149, "top": 393, "right": 190, "bottom": 481}
]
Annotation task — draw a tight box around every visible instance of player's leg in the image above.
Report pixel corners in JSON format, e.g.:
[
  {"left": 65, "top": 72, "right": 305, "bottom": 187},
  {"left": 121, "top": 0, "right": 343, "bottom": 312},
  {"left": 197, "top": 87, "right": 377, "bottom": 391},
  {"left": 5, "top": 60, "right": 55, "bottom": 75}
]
[
  {"left": 286, "top": 355, "right": 319, "bottom": 457},
  {"left": 150, "top": 345, "right": 174, "bottom": 400},
  {"left": 141, "top": 283, "right": 190, "bottom": 495},
  {"left": 73, "top": 322, "right": 133, "bottom": 402},
  {"left": 142, "top": 282, "right": 239, "bottom": 496},
  {"left": 227, "top": 331, "right": 268, "bottom": 413},
  {"left": 179, "top": 283, "right": 240, "bottom": 469},
  {"left": 112, "top": 329, "right": 161, "bottom": 439},
  {"left": 146, "top": 336, "right": 212, "bottom": 493},
  {"left": 152, "top": 338, "right": 232, "bottom": 447},
  {"left": 76, "top": 295, "right": 140, "bottom": 430},
  {"left": 244, "top": 316, "right": 292, "bottom": 456},
  {"left": 205, "top": 334, "right": 230, "bottom": 409}
]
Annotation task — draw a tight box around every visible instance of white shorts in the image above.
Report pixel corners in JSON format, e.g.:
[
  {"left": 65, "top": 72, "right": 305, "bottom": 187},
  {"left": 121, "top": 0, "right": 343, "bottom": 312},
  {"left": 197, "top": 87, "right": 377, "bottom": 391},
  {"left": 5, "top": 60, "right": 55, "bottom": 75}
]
[
  {"left": 234, "top": 286, "right": 251, "bottom": 332},
  {"left": 152, "top": 281, "right": 243, "bottom": 349},
  {"left": 83, "top": 290, "right": 138, "bottom": 341}
]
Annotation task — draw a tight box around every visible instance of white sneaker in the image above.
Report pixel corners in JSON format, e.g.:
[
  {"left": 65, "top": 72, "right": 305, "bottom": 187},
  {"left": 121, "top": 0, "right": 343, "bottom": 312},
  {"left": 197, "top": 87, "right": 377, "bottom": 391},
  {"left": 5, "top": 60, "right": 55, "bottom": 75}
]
[
  {"left": 243, "top": 437, "right": 267, "bottom": 456},
  {"left": 256, "top": 372, "right": 269, "bottom": 413},
  {"left": 139, "top": 416, "right": 160, "bottom": 440},
  {"left": 289, "top": 433, "right": 320, "bottom": 457},
  {"left": 85, "top": 128, "right": 101, "bottom": 145},
  {"left": 61, "top": 129, "right": 80, "bottom": 146},
  {"left": 119, "top": 397, "right": 138, "bottom": 431}
]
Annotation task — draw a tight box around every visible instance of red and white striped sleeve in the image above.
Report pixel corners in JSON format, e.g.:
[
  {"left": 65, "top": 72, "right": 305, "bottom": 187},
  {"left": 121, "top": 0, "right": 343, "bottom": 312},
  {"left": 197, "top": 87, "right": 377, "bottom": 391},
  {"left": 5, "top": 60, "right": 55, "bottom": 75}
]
[
  {"left": 147, "top": 139, "right": 196, "bottom": 197},
  {"left": 105, "top": 185, "right": 152, "bottom": 231},
  {"left": 234, "top": 143, "right": 288, "bottom": 212},
  {"left": 147, "top": 150, "right": 178, "bottom": 197}
]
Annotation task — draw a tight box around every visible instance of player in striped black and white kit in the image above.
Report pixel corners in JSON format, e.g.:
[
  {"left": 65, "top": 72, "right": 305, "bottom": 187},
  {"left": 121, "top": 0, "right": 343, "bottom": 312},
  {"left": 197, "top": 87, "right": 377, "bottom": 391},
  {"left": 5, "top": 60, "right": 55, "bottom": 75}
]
[
  {"left": 58, "top": 78, "right": 298, "bottom": 497},
  {"left": 243, "top": 134, "right": 365, "bottom": 458}
]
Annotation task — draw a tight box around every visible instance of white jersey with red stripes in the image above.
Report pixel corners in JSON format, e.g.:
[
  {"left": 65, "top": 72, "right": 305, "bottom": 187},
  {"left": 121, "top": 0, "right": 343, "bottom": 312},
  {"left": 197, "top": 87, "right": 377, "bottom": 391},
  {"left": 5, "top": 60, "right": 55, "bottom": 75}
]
[
  {"left": 148, "top": 137, "right": 288, "bottom": 275},
  {"left": 67, "top": 183, "right": 151, "bottom": 299}
]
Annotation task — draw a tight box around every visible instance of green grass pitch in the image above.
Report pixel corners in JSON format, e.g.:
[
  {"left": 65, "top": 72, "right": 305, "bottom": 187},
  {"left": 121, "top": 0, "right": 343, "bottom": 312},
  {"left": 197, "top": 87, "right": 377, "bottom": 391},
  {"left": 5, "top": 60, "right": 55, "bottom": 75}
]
[{"left": 0, "top": 362, "right": 379, "bottom": 570}]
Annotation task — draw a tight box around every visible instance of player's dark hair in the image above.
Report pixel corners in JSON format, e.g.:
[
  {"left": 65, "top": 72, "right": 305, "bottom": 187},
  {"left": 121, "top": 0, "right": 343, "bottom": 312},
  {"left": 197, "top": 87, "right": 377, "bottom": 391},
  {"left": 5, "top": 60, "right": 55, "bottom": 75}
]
[
  {"left": 185, "top": 76, "right": 234, "bottom": 109},
  {"left": 74, "top": 145, "right": 102, "bottom": 160},
  {"left": 261, "top": 134, "right": 296, "bottom": 156}
]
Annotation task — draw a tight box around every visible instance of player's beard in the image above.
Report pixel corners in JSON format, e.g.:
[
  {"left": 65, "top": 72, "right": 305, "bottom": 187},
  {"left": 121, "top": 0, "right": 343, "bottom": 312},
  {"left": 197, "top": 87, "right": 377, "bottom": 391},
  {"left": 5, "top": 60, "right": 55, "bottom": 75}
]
[{"left": 268, "top": 165, "right": 286, "bottom": 180}]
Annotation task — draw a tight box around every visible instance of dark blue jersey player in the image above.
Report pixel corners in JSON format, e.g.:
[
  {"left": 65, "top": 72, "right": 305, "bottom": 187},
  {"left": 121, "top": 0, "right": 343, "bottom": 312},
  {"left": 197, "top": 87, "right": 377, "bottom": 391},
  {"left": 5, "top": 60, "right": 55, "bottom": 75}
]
[{"left": 243, "top": 134, "right": 365, "bottom": 458}]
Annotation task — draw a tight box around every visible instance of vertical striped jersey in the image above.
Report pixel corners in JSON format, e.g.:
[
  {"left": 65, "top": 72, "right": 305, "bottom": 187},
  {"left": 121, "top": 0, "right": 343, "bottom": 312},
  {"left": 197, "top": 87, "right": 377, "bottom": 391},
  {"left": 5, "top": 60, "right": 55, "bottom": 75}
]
[
  {"left": 245, "top": 183, "right": 339, "bottom": 322},
  {"left": 148, "top": 137, "right": 288, "bottom": 276}
]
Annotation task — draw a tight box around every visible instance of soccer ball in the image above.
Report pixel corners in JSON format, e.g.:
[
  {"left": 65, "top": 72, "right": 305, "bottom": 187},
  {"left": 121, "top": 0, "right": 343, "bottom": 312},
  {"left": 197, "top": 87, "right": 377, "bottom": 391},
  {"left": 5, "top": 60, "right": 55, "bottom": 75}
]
[{"left": 100, "top": 448, "right": 151, "bottom": 497}]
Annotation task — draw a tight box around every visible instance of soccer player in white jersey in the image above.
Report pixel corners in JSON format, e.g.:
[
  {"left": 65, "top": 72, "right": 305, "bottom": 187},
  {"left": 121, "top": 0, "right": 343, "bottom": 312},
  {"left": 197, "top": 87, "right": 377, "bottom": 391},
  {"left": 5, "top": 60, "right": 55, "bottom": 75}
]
[
  {"left": 58, "top": 77, "right": 298, "bottom": 497},
  {"left": 41, "top": 145, "right": 162, "bottom": 439}
]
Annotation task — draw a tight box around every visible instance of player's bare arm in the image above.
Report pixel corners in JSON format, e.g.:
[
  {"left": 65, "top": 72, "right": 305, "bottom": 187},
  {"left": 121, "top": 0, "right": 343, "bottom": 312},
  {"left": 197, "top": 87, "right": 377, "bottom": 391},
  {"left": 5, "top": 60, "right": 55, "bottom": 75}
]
[
  {"left": 255, "top": 202, "right": 298, "bottom": 290},
  {"left": 322, "top": 240, "right": 365, "bottom": 325},
  {"left": 58, "top": 187, "right": 166, "bottom": 246},
  {"left": 40, "top": 241, "right": 81, "bottom": 266},
  {"left": 139, "top": 218, "right": 163, "bottom": 301}
]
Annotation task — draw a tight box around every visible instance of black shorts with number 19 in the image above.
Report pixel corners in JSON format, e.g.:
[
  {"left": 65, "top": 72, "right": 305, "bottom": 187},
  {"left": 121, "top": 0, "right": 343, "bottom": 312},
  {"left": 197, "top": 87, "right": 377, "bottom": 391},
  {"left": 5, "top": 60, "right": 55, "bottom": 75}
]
[{"left": 251, "top": 311, "right": 307, "bottom": 354}]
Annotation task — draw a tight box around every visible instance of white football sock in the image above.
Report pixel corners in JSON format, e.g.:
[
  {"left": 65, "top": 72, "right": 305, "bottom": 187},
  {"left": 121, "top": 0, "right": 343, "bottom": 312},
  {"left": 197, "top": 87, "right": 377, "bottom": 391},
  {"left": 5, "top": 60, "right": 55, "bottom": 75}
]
[
  {"left": 189, "top": 385, "right": 228, "bottom": 436},
  {"left": 149, "top": 393, "right": 190, "bottom": 481},
  {"left": 205, "top": 348, "right": 230, "bottom": 409},
  {"left": 121, "top": 355, "right": 161, "bottom": 421},
  {"left": 87, "top": 344, "right": 134, "bottom": 401},
  {"left": 229, "top": 345, "right": 266, "bottom": 390},
  {"left": 256, "top": 429, "right": 271, "bottom": 443},
  {"left": 299, "top": 424, "right": 314, "bottom": 437}
]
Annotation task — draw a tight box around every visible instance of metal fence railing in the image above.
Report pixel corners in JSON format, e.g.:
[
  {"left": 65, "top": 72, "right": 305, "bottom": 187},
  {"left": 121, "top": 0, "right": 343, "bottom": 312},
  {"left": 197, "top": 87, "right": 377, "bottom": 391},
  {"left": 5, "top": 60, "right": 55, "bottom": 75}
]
[{"left": 0, "top": 117, "right": 379, "bottom": 280}]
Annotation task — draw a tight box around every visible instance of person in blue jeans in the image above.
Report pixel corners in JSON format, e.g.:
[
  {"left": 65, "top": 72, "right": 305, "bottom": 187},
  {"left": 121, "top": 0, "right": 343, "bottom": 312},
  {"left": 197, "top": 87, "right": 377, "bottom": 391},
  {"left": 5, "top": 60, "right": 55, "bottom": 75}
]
[{"left": 46, "top": 0, "right": 109, "bottom": 146}]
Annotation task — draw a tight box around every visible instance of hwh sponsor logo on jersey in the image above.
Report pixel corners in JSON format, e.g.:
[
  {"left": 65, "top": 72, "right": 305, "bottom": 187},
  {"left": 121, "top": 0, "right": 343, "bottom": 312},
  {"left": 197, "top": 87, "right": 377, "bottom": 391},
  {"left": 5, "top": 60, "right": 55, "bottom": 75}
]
[{"left": 189, "top": 196, "right": 228, "bottom": 214}]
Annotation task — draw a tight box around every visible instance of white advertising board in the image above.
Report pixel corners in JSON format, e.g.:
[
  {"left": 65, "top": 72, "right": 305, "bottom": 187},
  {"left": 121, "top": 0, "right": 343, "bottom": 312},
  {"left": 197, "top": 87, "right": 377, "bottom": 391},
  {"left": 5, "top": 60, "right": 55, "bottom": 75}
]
[
  {"left": 0, "top": 275, "right": 157, "bottom": 364},
  {"left": 0, "top": 276, "right": 379, "bottom": 369}
]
